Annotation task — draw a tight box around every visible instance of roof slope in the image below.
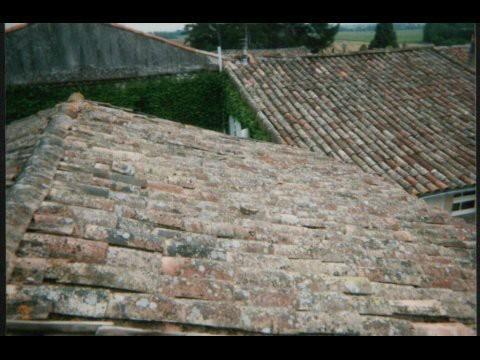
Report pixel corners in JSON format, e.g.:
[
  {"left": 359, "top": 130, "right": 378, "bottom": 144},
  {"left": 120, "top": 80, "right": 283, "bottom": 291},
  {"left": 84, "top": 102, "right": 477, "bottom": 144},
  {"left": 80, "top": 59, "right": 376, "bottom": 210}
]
[
  {"left": 6, "top": 97, "right": 476, "bottom": 336},
  {"left": 435, "top": 45, "right": 474, "bottom": 68},
  {"left": 227, "top": 47, "right": 476, "bottom": 196}
]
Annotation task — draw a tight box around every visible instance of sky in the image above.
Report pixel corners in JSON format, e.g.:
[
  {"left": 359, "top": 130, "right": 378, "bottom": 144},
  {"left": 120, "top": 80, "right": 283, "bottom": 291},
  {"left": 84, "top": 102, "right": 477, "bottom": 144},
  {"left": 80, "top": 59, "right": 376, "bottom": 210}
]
[
  {"left": 5, "top": 23, "right": 189, "bottom": 32},
  {"left": 119, "top": 23, "right": 188, "bottom": 32},
  {"left": 6, "top": 23, "right": 369, "bottom": 32}
]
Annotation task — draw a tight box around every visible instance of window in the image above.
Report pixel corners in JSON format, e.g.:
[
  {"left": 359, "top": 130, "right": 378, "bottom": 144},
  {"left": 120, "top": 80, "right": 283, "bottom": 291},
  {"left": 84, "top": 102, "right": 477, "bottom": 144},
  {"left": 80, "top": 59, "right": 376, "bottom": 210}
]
[{"left": 451, "top": 190, "right": 476, "bottom": 216}]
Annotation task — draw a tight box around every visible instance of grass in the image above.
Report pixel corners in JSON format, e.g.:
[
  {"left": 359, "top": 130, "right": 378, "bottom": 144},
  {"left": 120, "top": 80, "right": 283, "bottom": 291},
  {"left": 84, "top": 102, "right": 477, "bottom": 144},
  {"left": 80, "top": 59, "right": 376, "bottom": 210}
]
[{"left": 335, "top": 29, "right": 424, "bottom": 44}]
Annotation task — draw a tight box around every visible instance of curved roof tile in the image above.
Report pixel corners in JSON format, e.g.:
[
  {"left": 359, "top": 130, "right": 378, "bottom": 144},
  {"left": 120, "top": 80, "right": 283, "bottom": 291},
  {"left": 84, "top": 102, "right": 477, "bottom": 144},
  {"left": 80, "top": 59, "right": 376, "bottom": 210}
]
[
  {"left": 6, "top": 96, "right": 476, "bottom": 335},
  {"left": 227, "top": 47, "right": 476, "bottom": 196}
]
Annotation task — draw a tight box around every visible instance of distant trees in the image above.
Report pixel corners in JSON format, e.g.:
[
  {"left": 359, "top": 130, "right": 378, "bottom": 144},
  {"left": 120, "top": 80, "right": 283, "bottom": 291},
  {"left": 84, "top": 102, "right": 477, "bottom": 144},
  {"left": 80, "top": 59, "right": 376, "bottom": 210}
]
[
  {"left": 184, "top": 24, "right": 242, "bottom": 51},
  {"left": 151, "top": 30, "right": 185, "bottom": 40},
  {"left": 184, "top": 23, "right": 339, "bottom": 53},
  {"left": 301, "top": 23, "right": 340, "bottom": 53},
  {"left": 423, "top": 23, "right": 474, "bottom": 46},
  {"left": 369, "top": 23, "right": 399, "bottom": 49}
]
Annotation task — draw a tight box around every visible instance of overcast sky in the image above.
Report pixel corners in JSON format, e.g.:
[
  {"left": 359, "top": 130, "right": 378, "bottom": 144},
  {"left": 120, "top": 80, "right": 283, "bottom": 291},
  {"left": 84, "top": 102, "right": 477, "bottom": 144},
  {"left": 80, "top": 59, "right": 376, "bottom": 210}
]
[
  {"left": 119, "top": 23, "right": 188, "bottom": 32},
  {"left": 6, "top": 23, "right": 367, "bottom": 32},
  {"left": 5, "top": 23, "right": 189, "bottom": 32}
]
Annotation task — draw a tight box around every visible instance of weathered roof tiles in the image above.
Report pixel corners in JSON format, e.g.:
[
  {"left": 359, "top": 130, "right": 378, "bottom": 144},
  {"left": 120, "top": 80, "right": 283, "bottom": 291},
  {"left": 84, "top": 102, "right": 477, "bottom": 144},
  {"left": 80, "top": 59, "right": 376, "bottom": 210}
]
[
  {"left": 435, "top": 44, "right": 475, "bottom": 68},
  {"left": 227, "top": 47, "right": 476, "bottom": 196},
  {"left": 223, "top": 47, "right": 311, "bottom": 61},
  {"left": 6, "top": 96, "right": 476, "bottom": 336}
]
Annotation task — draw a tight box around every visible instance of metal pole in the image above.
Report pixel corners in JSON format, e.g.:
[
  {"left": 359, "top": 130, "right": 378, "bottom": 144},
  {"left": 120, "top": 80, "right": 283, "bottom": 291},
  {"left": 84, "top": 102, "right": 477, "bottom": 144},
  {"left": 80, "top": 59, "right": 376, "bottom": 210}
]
[{"left": 217, "top": 46, "right": 223, "bottom": 72}]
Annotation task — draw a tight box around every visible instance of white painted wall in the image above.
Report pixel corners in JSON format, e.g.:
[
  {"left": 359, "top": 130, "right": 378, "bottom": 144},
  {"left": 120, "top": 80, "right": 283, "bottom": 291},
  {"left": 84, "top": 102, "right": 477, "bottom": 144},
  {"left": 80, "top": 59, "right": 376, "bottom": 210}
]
[
  {"left": 228, "top": 116, "right": 250, "bottom": 139},
  {"left": 421, "top": 188, "right": 476, "bottom": 223}
]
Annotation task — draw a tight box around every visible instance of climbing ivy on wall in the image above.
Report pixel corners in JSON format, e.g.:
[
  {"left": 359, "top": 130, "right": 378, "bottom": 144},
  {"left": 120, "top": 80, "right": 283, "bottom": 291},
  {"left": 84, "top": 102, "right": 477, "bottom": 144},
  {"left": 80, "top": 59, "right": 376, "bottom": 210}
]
[
  {"left": 7, "top": 72, "right": 225, "bottom": 131},
  {"left": 6, "top": 71, "right": 271, "bottom": 142},
  {"left": 223, "top": 76, "right": 271, "bottom": 142}
]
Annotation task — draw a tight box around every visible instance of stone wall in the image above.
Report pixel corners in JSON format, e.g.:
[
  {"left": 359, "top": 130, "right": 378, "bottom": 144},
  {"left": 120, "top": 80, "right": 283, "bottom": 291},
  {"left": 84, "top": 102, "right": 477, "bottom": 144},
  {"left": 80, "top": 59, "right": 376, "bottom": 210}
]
[{"left": 6, "top": 23, "right": 217, "bottom": 85}]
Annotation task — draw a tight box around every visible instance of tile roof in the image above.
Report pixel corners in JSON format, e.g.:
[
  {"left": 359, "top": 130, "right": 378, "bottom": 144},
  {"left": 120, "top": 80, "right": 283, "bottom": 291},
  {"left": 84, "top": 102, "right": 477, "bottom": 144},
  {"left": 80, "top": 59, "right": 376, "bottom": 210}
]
[
  {"left": 435, "top": 45, "right": 475, "bottom": 68},
  {"left": 223, "top": 47, "right": 311, "bottom": 60},
  {"left": 6, "top": 95, "right": 476, "bottom": 335},
  {"left": 227, "top": 47, "right": 476, "bottom": 196}
]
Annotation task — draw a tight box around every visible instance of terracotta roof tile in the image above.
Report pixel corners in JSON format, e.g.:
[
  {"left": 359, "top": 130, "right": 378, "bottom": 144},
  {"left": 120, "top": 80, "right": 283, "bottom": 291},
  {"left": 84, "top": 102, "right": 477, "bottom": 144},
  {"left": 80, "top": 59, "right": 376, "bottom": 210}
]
[
  {"left": 227, "top": 48, "right": 476, "bottom": 196},
  {"left": 223, "top": 47, "right": 311, "bottom": 61},
  {"left": 435, "top": 45, "right": 474, "bottom": 68},
  {"left": 6, "top": 97, "right": 476, "bottom": 335}
]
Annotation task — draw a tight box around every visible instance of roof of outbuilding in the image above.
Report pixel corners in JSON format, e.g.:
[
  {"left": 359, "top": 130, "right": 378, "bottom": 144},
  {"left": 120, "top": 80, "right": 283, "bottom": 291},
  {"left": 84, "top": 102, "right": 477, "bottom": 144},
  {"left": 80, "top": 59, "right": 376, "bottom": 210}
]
[
  {"left": 6, "top": 96, "right": 476, "bottom": 336},
  {"left": 6, "top": 23, "right": 218, "bottom": 59},
  {"left": 227, "top": 47, "right": 476, "bottom": 196}
]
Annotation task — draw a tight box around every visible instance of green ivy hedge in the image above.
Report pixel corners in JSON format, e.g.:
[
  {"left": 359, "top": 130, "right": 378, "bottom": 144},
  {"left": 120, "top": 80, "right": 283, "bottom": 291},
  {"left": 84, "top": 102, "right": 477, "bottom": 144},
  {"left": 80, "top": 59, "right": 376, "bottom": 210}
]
[
  {"left": 6, "top": 71, "right": 271, "bottom": 141},
  {"left": 223, "top": 77, "right": 271, "bottom": 142}
]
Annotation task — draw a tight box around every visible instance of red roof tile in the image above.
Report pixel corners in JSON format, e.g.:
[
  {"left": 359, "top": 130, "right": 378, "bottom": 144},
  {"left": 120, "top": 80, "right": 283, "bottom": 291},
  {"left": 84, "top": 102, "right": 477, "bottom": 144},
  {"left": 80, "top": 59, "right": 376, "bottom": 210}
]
[
  {"left": 227, "top": 47, "right": 476, "bottom": 196},
  {"left": 6, "top": 96, "right": 476, "bottom": 335},
  {"left": 435, "top": 45, "right": 474, "bottom": 68}
]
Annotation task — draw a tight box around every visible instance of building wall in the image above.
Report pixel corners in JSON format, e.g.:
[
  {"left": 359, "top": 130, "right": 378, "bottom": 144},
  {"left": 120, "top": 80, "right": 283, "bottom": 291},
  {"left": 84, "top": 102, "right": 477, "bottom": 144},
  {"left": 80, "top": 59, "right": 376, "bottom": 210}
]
[
  {"left": 422, "top": 189, "right": 476, "bottom": 223},
  {"left": 6, "top": 23, "right": 217, "bottom": 85}
]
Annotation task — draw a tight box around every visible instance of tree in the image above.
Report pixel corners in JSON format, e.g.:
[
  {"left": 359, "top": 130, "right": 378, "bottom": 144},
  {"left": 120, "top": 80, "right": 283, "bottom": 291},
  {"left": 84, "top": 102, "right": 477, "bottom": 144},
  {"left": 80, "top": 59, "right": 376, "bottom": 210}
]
[
  {"left": 369, "top": 23, "right": 399, "bottom": 49},
  {"left": 300, "top": 23, "right": 340, "bottom": 53},
  {"left": 184, "top": 23, "right": 339, "bottom": 53},
  {"left": 184, "top": 23, "right": 244, "bottom": 51},
  {"left": 423, "top": 23, "right": 474, "bottom": 46}
]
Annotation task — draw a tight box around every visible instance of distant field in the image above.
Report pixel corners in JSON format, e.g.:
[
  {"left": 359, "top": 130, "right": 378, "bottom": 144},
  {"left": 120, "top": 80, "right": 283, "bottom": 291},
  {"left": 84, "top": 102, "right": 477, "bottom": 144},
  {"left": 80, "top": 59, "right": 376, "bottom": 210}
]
[{"left": 335, "top": 29, "right": 424, "bottom": 44}]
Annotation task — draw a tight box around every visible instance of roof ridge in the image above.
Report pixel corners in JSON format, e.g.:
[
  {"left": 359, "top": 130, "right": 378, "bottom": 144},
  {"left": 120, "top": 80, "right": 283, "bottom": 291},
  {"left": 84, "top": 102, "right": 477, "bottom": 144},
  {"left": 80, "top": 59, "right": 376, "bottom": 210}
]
[
  {"left": 5, "top": 103, "right": 76, "bottom": 281},
  {"left": 434, "top": 44, "right": 471, "bottom": 49},
  {"left": 5, "top": 23, "right": 30, "bottom": 33},
  {"left": 255, "top": 45, "right": 436, "bottom": 61}
]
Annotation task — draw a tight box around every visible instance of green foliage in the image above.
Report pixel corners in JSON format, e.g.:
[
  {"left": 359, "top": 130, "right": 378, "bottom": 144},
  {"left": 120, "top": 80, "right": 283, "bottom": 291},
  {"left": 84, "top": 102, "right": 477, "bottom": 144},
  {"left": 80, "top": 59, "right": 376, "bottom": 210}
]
[
  {"left": 184, "top": 23, "right": 339, "bottom": 53},
  {"left": 6, "top": 71, "right": 270, "bottom": 142},
  {"left": 423, "top": 23, "right": 474, "bottom": 46},
  {"left": 7, "top": 73, "right": 226, "bottom": 131},
  {"left": 223, "top": 75, "right": 271, "bottom": 142},
  {"left": 301, "top": 23, "right": 340, "bottom": 53},
  {"left": 184, "top": 23, "right": 243, "bottom": 51},
  {"left": 151, "top": 30, "right": 186, "bottom": 40},
  {"left": 369, "top": 23, "right": 399, "bottom": 49}
]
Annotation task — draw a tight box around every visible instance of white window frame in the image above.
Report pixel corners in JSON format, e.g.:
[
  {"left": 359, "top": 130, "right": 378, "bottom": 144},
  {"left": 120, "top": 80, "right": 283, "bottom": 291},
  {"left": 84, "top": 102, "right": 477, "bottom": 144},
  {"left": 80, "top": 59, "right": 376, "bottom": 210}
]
[
  {"left": 451, "top": 191, "right": 476, "bottom": 217},
  {"left": 420, "top": 187, "right": 476, "bottom": 218}
]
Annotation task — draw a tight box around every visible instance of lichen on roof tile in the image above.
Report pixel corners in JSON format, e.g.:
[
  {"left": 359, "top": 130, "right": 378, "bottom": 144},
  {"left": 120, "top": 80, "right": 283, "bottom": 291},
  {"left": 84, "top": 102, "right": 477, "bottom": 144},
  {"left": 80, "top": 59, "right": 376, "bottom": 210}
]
[
  {"left": 227, "top": 47, "right": 476, "bottom": 196},
  {"left": 6, "top": 97, "right": 476, "bottom": 336}
]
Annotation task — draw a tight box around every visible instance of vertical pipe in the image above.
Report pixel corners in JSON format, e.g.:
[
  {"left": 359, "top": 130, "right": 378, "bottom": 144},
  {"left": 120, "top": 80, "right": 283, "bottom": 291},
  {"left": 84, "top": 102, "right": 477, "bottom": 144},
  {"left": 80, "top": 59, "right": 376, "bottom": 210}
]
[
  {"left": 229, "top": 116, "right": 235, "bottom": 135},
  {"left": 217, "top": 46, "right": 223, "bottom": 72}
]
